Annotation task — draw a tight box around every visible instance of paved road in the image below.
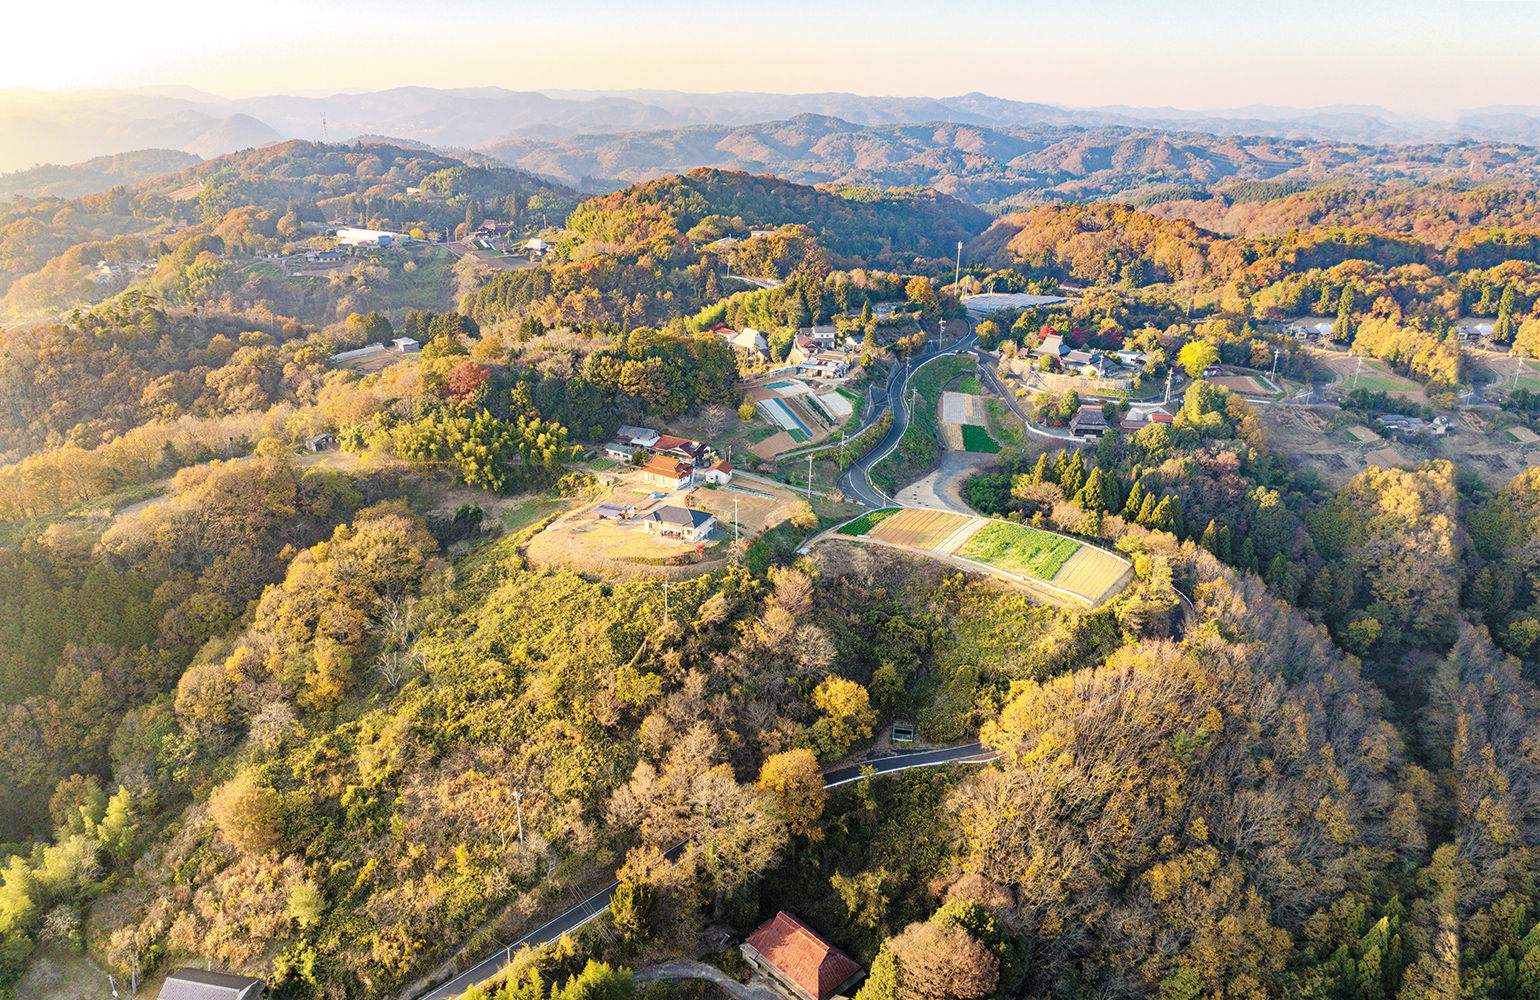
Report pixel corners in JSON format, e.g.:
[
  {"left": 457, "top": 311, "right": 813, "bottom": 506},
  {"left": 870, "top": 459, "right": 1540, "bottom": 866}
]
[
  {"left": 823, "top": 741, "right": 996, "bottom": 786},
  {"left": 413, "top": 741, "right": 997, "bottom": 1000},
  {"left": 838, "top": 325, "right": 979, "bottom": 508}
]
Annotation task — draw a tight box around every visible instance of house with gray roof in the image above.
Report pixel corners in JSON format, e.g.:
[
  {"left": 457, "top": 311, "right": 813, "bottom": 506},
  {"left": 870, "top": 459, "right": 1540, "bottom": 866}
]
[{"left": 158, "top": 969, "right": 266, "bottom": 1000}]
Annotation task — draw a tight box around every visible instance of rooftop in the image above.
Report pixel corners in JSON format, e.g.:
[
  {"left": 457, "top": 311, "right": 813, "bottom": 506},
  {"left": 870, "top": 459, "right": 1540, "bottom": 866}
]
[
  {"left": 647, "top": 506, "right": 714, "bottom": 528},
  {"left": 158, "top": 969, "right": 266, "bottom": 1000},
  {"left": 745, "top": 912, "right": 862, "bottom": 1000}
]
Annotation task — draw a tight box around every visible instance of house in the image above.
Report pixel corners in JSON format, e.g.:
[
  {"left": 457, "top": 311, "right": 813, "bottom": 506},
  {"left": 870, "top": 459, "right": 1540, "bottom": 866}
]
[
  {"left": 798, "top": 353, "right": 852, "bottom": 379},
  {"left": 741, "top": 912, "right": 863, "bottom": 1000},
  {"left": 640, "top": 456, "right": 693, "bottom": 490},
  {"left": 1376, "top": 414, "right": 1449, "bottom": 440},
  {"left": 305, "top": 433, "right": 335, "bottom": 453},
  {"left": 604, "top": 441, "right": 642, "bottom": 462},
  {"left": 306, "top": 249, "right": 348, "bottom": 264},
  {"left": 653, "top": 435, "right": 706, "bottom": 462},
  {"left": 642, "top": 505, "right": 717, "bottom": 543},
  {"left": 1203, "top": 366, "right": 1223, "bottom": 378},
  {"left": 801, "top": 325, "right": 839, "bottom": 347},
  {"left": 594, "top": 503, "right": 634, "bottom": 521},
  {"left": 1460, "top": 321, "right": 1495, "bottom": 342},
  {"left": 1070, "top": 404, "right": 1110, "bottom": 437},
  {"left": 1037, "top": 334, "right": 1070, "bottom": 358},
  {"left": 729, "top": 328, "right": 769, "bottom": 357},
  {"left": 524, "top": 238, "right": 553, "bottom": 257},
  {"left": 750, "top": 228, "right": 779, "bottom": 238},
  {"left": 616, "top": 425, "right": 662, "bottom": 450},
  {"left": 698, "top": 460, "right": 734, "bottom": 485},
  {"left": 392, "top": 337, "right": 419, "bottom": 353},
  {"left": 158, "top": 969, "right": 266, "bottom": 1000}
]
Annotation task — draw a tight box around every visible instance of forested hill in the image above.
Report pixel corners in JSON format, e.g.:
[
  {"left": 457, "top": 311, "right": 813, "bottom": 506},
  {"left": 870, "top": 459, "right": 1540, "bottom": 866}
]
[
  {"left": 0, "top": 149, "right": 202, "bottom": 201},
  {"left": 135, "top": 140, "right": 580, "bottom": 220},
  {"left": 565, "top": 167, "right": 989, "bottom": 260}
]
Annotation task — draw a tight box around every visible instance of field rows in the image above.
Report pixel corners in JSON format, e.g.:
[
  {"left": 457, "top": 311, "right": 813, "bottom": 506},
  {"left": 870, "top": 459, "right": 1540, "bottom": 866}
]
[{"left": 866, "top": 508, "right": 972, "bottom": 550}]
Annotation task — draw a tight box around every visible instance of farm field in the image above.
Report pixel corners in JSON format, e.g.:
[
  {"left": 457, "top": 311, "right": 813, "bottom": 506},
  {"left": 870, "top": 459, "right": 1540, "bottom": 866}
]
[
  {"left": 958, "top": 521, "right": 1081, "bottom": 580},
  {"left": 1053, "top": 546, "right": 1137, "bottom": 605},
  {"left": 866, "top": 507, "right": 972, "bottom": 550},
  {"left": 960, "top": 424, "right": 1000, "bottom": 453},
  {"left": 831, "top": 507, "right": 1134, "bottom": 607},
  {"left": 1209, "top": 374, "right": 1272, "bottom": 395}
]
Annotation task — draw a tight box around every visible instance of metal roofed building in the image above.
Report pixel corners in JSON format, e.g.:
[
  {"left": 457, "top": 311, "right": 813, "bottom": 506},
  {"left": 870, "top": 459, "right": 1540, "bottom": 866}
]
[
  {"left": 158, "top": 969, "right": 266, "bottom": 1000},
  {"left": 962, "top": 292, "right": 1069, "bottom": 315}
]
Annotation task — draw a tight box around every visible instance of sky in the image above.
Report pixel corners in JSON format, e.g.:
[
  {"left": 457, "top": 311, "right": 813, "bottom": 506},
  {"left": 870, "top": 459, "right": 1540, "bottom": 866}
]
[{"left": 7, "top": 0, "right": 1540, "bottom": 114}]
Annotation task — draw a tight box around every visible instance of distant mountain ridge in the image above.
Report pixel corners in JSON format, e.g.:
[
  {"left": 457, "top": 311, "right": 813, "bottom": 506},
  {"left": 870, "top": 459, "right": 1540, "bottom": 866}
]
[
  {"left": 11, "top": 85, "right": 1540, "bottom": 176},
  {"left": 477, "top": 114, "right": 1540, "bottom": 206}
]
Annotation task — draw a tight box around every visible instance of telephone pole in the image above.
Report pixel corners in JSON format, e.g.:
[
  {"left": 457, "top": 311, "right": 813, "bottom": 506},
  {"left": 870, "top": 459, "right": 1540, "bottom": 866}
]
[
  {"left": 954, "top": 241, "right": 963, "bottom": 297},
  {"left": 807, "top": 452, "right": 814, "bottom": 498},
  {"left": 512, "top": 790, "right": 524, "bottom": 847}
]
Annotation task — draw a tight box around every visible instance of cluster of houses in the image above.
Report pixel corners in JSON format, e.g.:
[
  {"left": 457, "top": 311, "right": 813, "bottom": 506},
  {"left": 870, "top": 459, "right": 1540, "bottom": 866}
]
[
  {"left": 602, "top": 425, "right": 734, "bottom": 488},
  {"left": 1375, "top": 413, "right": 1451, "bottom": 440},
  {"left": 94, "top": 259, "right": 156, "bottom": 282},
  {"left": 715, "top": 324, "right": 856, "bottom": 377},
  {"left": 1035, "top": 334, "right": 1146, "bottom": 378},
  {"left": 1069, "top": 404, "right": 1174, "bottom": 438}
]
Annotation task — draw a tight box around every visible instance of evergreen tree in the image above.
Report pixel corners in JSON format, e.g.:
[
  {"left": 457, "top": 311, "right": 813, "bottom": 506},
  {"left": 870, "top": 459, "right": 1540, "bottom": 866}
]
[
  {"left": 1027, "top": 452, "right": 1050, "bottom": 485},
  {"left": 1076, "top": 468, "right": 1111, "bottom": 513},
  {"left": 1123, "top": 479, "right": 1147, "bottom": 519}
]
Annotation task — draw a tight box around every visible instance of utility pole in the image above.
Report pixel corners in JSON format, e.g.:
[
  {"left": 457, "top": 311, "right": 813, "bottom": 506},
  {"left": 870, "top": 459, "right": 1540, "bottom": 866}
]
[
  {"left": 807, "top": 452, "right": 814, "bottom": 498},
  {"left": 513, "top": 790, "right": 524, "bottom": 848},
  {"left": 1271, "top": 347, "right": 1281, "bottom": 381},
  {"left": 662, "top": 580, "right": 669, "bottom": 623},
  {"left": 734, "top": 497, "right": 740, "bottom": 547},
  {"left": 1164, "top": 369, "right": 1173, "bottom": 405},
  {"left": 954, "top": 241, "right": 963, "bottom": 297}
]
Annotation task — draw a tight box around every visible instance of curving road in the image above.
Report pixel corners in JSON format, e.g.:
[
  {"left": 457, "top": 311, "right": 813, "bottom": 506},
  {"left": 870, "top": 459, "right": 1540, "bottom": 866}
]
[
  {"left": 414, "top": 741, "right": 997, "bottom": 1000},
  {"left": 839, "top": 324, "right": 979, "bottom": 508}
]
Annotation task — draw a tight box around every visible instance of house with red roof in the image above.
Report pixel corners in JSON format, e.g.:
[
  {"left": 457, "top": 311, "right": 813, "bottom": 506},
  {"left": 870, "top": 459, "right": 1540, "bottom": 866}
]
[
  {"left": 741, "top": 912, "right": 863, "bottom": 1000},
  {"left": 640, "top": 455, "right": 693, "bottom": 490}
]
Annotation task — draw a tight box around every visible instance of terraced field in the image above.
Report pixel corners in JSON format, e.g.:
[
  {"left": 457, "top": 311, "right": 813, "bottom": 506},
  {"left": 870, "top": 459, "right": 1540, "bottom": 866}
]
[
  {"left": 1052, "top": 546, "right": 1137, "bottom": 605},
  {"left": 866, "top": 508, "right": 972, "bottom": 550},
  {"left": 957, "top": 522, "right": 1081, "bottom": 580},
  {"left": 833, "top": 507, "right": 1134, "bottom": 607}
]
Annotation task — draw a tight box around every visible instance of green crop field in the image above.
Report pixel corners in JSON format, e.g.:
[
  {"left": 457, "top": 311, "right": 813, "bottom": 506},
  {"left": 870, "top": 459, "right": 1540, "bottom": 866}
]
[
  {"left": 838, "top": 507, "right": 903, "bottom": 536},
  {"left": 960, "top": 424, "right": 1000, "bottom": 453},
  {"left": 958, "top": 522, "right": 1082, "bottom": 580},
  {"left": 958, "top": 376, "right": 983, "bottom": 394}
]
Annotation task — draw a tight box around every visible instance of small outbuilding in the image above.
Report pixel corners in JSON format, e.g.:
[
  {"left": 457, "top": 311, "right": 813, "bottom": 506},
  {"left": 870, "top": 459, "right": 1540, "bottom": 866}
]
[
  {"left": 741, "top": 911, "right": 863, "bottom": 1000},
  {"left": 698, "top": 460, "right": 734, "bottom": 485},
  {"left": 392, "top": 337, "right": 419, "bottom": 353},
  {"left": 158, "top": 969, "right": 266, "bottom": 1000},
  {"left": 305, "top": 433, "right": 336, "bottom": 453}
]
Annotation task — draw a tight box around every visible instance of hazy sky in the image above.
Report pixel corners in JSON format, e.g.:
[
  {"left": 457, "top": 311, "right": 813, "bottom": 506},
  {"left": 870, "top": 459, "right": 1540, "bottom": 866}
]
[{"left": 8, "top": 0, "right": 1540, "bottom": 113}]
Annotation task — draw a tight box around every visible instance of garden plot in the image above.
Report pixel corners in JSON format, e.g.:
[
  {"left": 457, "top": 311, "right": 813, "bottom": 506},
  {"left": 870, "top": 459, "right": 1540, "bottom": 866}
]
[
  {"left": 941, "top": 392, "right": 987, "bottom": 426},
  {"left": 1343, "top": 425, "right": 1381, "bottom": 444},
  {"left": 818, "top": 392, "right": 853, "bottom": 419},
  {"left": 958, "top": 521, "right": 1082, "bottom": 580}
]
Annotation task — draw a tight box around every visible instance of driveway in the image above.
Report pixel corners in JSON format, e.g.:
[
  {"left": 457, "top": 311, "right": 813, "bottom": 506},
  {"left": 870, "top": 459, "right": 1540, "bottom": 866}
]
[{"left": 634, "top": 961, "right": 781, "bottom": 1000}]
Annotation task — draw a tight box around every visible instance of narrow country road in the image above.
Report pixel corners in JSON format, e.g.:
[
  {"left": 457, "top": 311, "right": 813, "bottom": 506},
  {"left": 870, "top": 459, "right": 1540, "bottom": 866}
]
[
  {"left": 838, "top": 323, "right": 979, "bottom": 508},
  {"left": 412, "top": 741, "right": 998, "bottom": 1000}
]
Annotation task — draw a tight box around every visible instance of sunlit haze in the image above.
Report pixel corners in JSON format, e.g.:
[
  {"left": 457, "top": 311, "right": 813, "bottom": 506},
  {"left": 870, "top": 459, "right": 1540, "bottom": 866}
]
[{"left": 6, "top": 0, "right": 1540, "bottom": 113}]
